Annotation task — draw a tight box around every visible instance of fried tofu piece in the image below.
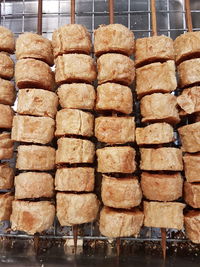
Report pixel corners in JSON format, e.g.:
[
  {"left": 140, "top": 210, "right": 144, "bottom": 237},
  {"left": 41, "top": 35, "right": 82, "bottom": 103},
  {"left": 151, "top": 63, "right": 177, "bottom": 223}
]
[
  {"left": 184, "top": 182, "right": 200, "bottom": 208},
  {"left": 0, "top": 193, "right": 14, "bottom": 221},
  {"left": 56, "top": 138, "right": 95, "bottom": 164},
  {"left": 97, "top": 146, "right": 136, "bottom": 173},
  {"left": 52, "top": 24, "right": 92, "bottom": 57},
  {"left": 11, "top": 200, "right": 55, "bottom": 234},
  {"left": 136, "top": 61, "right": 177, "bottom": 98},
  {"left": 97, "top": 53, "right": 135, "bottom": 86},
  {"left": 17, "top": 89, "right": 58, "bottom": 118},
  {"left": 15, "top": 172, "right": 54, "bottom": 199},
  {"left": 16, "top": 32, "right": 53, "bottom": 66},
  {"left": 55, "top": 54, "right": 96, "bottom": 84},
  {"left": 0, "top": 104, "right": 14, "bottom": 129},
  {"left": 55, "top": 109, "right": 94, "bottom": 137},
  {"left": 99, "top": 206, "right": 144, "bottom": 238},
  {"left": 101, "top": 175, "right": 142, "bottom": 209},
  {"left": 15, "top": 58, "right": 55, "bottom": 91},
  {"left": 177, "top": 87, "right": 200, "bottom": 115},
  {"left": 140, "top": 93, "right": 180, "bottom": 125},
  {"left": 140, "top": 147, "right": 183, "bottom": 171},
  {"left": 0, "top": 52, "right": 14, "bottom": 80},
  {"left": 94, "top": 24, "right": 134, "bottom": 56},
  {"left": 16, "top": 145, "right": 55, "bottom": 171},
  {"left": 136, "top": 123, "right": 174, "bottom": 145},
  {"left": 0, "top": 163, "right": 14, "bottom": 189},
  {"left": 0, "top": 26, "right": 15, "bottom": 53},
  {"left": 95, "top": 116, "right": 135, "bottom": 144},
  {"left": 135, "top": 35, "right": 174, "bottom": 67},
  {"left": 0, "top": 132, "right": 14, "bottom": 160},
  {"left": 55, "top": 167, "right": 94, "bottom": 192},
  {"left": 141, "top": 172, "right": 183, "bottom": 201},
  {"left": 183, "top": 153, "right": 200, "bottom": 182},
  {"left": 0, "top": 78, "right": 15, "bottom": 106},
  {"left": 144, "top": 201, "right": 185, "bottom": 229},
  {"left": 96, "top": 83, "right": 133, "bottom": 114},
  {"left": 57, "top": 83, "right": 95, "bottom": 110},
  {"left": 184, "top": 210, "right": 200, "bottom": 244},
  {"left": 12, "top": 115, "right": 55, "bottom": 145},
  {"left": 56, "top": 193, "right": 99, "bottom": 226}
]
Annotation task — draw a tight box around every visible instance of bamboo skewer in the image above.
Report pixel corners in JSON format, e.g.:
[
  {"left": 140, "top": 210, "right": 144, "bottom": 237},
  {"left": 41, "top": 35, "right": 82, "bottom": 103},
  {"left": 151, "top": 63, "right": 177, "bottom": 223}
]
[
  {"left": 109, "top": 0, "right": 114, "bottom": 24},
  {"left": 185, "top": 0, "right": 193, "bottom": 32},
  {"left": 71, "top": 0, "right": 75, "bottom": 24},
  {"left": 161, "top": 228, "right": 166, "bottom": 260},
  {"left": 37, "top": 0, "right": 43, "bottom": 35}
]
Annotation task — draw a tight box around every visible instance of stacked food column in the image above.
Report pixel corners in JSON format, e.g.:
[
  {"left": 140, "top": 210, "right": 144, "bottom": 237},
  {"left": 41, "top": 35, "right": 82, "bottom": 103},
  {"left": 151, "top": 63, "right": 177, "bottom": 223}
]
[{"left": 10, "top": 33, "right": 57, "bottom": 234}]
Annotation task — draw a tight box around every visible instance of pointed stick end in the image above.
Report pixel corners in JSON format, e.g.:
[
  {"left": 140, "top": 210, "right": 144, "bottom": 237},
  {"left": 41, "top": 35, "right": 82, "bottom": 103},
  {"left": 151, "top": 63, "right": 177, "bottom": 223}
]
[
  {"left": 72, "top": 224, "right": 78, "bottom": 254},
  {"left": 161, "top": 228, "right": 167, "bottom": 260},
  {"left": 116, "top": 238, "right": 121, "bottom": 257}
]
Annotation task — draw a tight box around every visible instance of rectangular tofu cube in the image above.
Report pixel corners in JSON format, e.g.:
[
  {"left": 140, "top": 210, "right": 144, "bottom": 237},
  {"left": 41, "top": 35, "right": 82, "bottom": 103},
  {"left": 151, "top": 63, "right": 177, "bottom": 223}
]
[
  {"left": 184, "top": 182, "right": 200, "bottom": 208},
  {"left": 0, "top": 163, "right": 14, "bottom": 189},
  {"left": 183, "top": 153, "right": 200, "bottom": 182},
  {"left": 184, "top": 210, "right": 200, "bottom": 244},
  {"left": 0, "top": 104, "right": 13, "bottom": 129},
  {"left": 0, "top": 132, "right": 14, "bottom": 160},
  {"left": 0, "top": 193, "right": 13, "bottom": 221}
]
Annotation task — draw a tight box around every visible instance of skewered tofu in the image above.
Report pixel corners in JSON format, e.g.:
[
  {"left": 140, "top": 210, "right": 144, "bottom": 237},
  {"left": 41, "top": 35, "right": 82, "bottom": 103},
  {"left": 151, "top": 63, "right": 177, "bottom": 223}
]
[
  {"left": 177, "top": 87, "right": 200, "bottom": 115},
  {"left": 0, "top": 132, "right": 14, "bottom": 160},
  {"left": 135, "top": 35, "right": 174, "bottom": 67},
  {"left": 144, "top": 201, "right": 185, "bottom": 230},
  {"left": 0, "top": 52, "right": 14, "bottom": 80},
  {"left": 11, "top": 200, "right": 55, "bottom": 235},
  {"left": 52, "top": 24, "right": 92, "bottom": 57},
  {"left": 184, "top": 210, "right": 200, "bottom": 244},
  {"left": 15, "top": 172, "right": 54, "bottom": 199},
  {"left": 136, "top": 123, "right": 174, "bottom": 145},
  {"left": 97, "top": 146, "right": 136, "bottom": 173},
  {"left": 55, "top": 109, "right": 94, "bottom": 137},
  {"left": 57, "top": 83, "right": 95, "bottom": 110},
  {"left": 140, "top": 147, "right": 183, "bottom": 171},
  {"left": 56, "top": 193, "right": 99, "bottom": 226},
  {"left": 101, "top": 175, "right": 142, "bottom": 209},
  {"left": 0, "top": 193, "right": 14, "bottom": 221},
  {"left": 140, "top": 93, "right": 180, "bottom": 125},
  {"left": 55, "top": 54, "right": 96, "bottom": 84},
  {"left": 0, "top": 163, "right": 14, "bottom": 190},
  {"left": 99, "top": 206, "right": 144, "bottom": 238},
  {"left": 96, "top": 83, "right": 133, "bottom": 114},
  {"left": 178, "top": 122, "right": 200, "bottom": 153},
  {"left": 94, "top": 24, "right": 134, "bottom": 56},
  {"left": 97, "top": 53, "right": 135, "bottom": 86},
  {"left": 15, "top": 59, "right": 55, "bottom": 91},
  {"left": 16, "top": 32, "right": 54, "bottom": 66},
  {"left": 0, "top": 26, "right": 15, "bottom": 53},
  {"left": 184, "top": 182, "right": 200, "bottom": 209},
  {"left": 141, "top": 172, "right": 183, "bottom": 201},
  {"left": 0, "top": 104, "right": 14, "bottom": 129},
  {"left": 55, "top": 167, "right": 94, "bottom": 192},
  {"left": 136, "top": 61, "right": 177, "bottom": 98},
  {"left": 95, "top": 116, "right": 135, "bottom": 144},
  {"left": 16, "top": 145, "right": 55, "bottom": 171},
  {"left": 17, "top": 89, "right": 58, "bottom": 118},
  {"left": 0, "top": 78, "right": 15, "bottom": 106},
  {"left": 12, "top": 115, "right": 55, "bottom": 145},
  {"left": 183, "top": 153, "right": 200, "bottom": 182},
  {"left": 56, "top": 138, "right": 95, "bottom": 164}
]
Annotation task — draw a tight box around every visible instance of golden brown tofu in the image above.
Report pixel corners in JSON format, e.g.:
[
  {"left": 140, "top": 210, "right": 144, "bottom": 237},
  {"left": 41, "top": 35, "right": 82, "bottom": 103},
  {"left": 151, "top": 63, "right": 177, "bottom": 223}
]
[
  {"left": 15, "top": 58, "right": 55, "bottom": 91},
  {"left": 0, "top": 163, "right": 14, "bottom": 190},
  {"left": 0, "top": 132, "right": 14, "bottom": 160},
  {"left": 0, "top": 26, "right": 15, "bottom": 53},
  {"left": 55, "top": 167, "right": 94, "bottom": 192},
  {"left": 56, "top": 138, "right": 95, "bottom": 164},
  {"left": 184, "top": 182, "right": 200, "bottom": 208},
  {"left": 95, "top": 116, "right": 135, "bottom": 144},
  {"left": 135, "top": 35, "right": 174, "bottom": 67},
  {"left": 141, "top": 172, "right": 183, "bottom": 201},
  {"left": 17, "top": 89, "right": 58, "bottom": 118},
  {"left": 97, "top": 146, "right": 136, "bottom": 173},
  {"left": 0, "top": 52, "right": 14, "bottom": 80},
  {"left": 183, "top": 153, "right": 200, "bottom": 182},
  {"left": 96, "top": 83, "right": 133, "bottom": 114},
  {"left": 57, "top": 83, "right": 95, "bottom": 110},
  {"left": 16, "top": 145, "right": 55, "bottom": 171},
  {"left": 52, "top": 24, "right": 92, "bottom": 57},
  {"left": 56, "top": 193, "right": 99, "bottom": 226},
  {"left": 16, "top": 32, "right": 54, "bottom": 66},
  {"left": 101, "top": 175, "right": 142, "bottom": 209},
  {"left": 15, "top": 172, "right": 54, "bottom": 199},
  {"left": 140, "top": 147, "right": 183, "bottom": 171},
  {"left": 55, "top": 54, "right": 96, "bottom": 84},
  {"left": 94, "top": 24, "right": 134, "bottom": 56},
  {"left": 97, "top": 53, "right": 135, "bottom": 86},
  {"left": 136, "top": 123, "right": 174, "bottom": 145},
  {"left": 140, "top": 93, "right": 180, "bottom": 125},
  {"left": 11, "top": 200, "right": 55, "bottom": 234},
  {"left": 55, "top": 109, "right": 94, "bottom": 137},
  {"left": 0, "top": 78, "right": 15, "bottom": 106},
  {"left": 11, "top": 115, "right": 55, "bottom": 145},
  {"left": 0, "top": 104, "right": 14, "bottom": 129},
  {"left": 0, "top": 193, "right": 14, "bottom": 221},
  {"left": 99, "top": 206, "right": 144, "bottom": 238},
  {"left": 144, "top": 201, "right": 185, "bottom": 229},
  {"left": 184, "top": 210, "right": 200, "bottom": 244},
  {"left": 136, "top": 61, "right": 177, "bottom": 98},
  {"left": 177, "top": 87, "right": 200, "bottom": 115}
]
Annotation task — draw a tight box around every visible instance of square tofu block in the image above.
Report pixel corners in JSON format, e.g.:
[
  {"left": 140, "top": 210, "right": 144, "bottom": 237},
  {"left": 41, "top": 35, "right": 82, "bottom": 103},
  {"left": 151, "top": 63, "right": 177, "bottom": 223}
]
[
  {"left": 0, "top": 104, "right": 14, "bottom": 129},
  {"left": 0, "top": 78, "right": 15, "bottom": 106},
  {"left": 184, "top": 182, "right": 200, "bottom": 208},
  {"left": 0, "top": 52, "right": 14, "bottom": 80},
  {"left": 0, "top": 163, "right": 14, "bottom": 189},
  {"left": 0, "top": 132, "right": 14, "bottom": 160},
  {"left": 184, "top": 210, "right": 200, "bottom": 244},
  {"left": 0, "top": 193, "right": 14, "bottom": 221},
  {"left": 183, "top": 153, "right": 200, "bottom": 182},
  {"left": 0, "top": 26, "right": 15, "bottom": 53},
  {"left": 177, "top": 87, "right": 200, "bottom": 115}
]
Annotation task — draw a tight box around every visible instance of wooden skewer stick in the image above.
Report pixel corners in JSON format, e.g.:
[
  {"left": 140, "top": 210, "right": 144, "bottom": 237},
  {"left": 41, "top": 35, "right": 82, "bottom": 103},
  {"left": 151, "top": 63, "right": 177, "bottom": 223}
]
[
  {"left": 150, "top": 0, "right": 157, "bottom": 36},
  {"left": 71, "top": 0, "right": 76, "bottom": 24},
  {"left": 37, "top": 0, "right": 43, "bottom": 35},
  {"left": 116, "top": 237, "right": 121, "bottom": 257},
  {"left": 109, "top": 0, "right": 114, "bottom": 24},
  {"left": 185, "top": 0, "right": 193, "bottom": 32},
  {"left": 161, "top": 228, "right": 166, "bottom": 261},
  {"left": 33, "top": 234, "right": 40, "bottom": 254},
  {"left": 72, "top": 224, "right": 78, "bottom": 254}
]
